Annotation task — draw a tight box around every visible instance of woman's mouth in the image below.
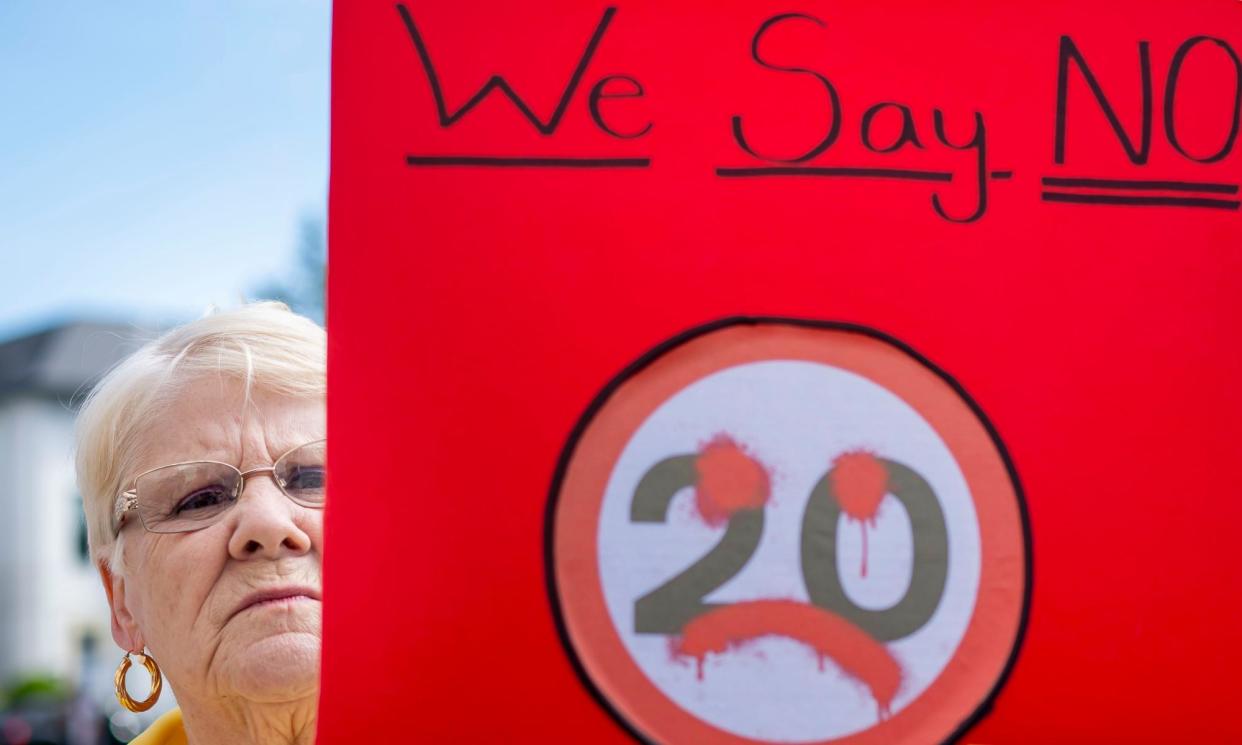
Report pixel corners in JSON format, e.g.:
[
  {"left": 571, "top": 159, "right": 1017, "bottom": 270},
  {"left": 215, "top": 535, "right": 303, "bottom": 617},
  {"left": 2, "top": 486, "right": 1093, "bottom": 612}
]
[{"left": 232, "top": 586, "right": 321, "bottom": 619}]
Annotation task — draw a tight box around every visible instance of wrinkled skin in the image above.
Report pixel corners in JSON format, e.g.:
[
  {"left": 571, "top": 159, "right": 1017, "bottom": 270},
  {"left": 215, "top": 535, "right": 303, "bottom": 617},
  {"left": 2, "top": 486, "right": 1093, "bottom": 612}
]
[{"left": 101, "top": 377, "right": 324, "bottom": 745}]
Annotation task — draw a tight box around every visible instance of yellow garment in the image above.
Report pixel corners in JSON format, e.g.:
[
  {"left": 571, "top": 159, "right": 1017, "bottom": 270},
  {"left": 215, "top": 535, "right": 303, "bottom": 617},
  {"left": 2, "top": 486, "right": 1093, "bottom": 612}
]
[{"left": 130, "top": 707, "right": 188, "bottom": 745}]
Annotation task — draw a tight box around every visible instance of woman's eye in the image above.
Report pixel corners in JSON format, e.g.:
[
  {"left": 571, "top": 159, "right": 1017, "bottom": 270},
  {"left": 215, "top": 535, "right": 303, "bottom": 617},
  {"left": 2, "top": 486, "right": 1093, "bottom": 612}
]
[
  {"left": 175, "top": 486, "right": 232, "bottom": 514},
  {"left": 286, "top": 466, "right": 325, "bottom": 490}
]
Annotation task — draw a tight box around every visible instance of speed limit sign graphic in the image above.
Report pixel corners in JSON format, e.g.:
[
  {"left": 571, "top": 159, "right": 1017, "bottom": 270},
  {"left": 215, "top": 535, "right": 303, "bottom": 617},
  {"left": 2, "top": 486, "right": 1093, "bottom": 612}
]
[{"left": 547, "top": 319, "right": 1030, "bottom": 745}]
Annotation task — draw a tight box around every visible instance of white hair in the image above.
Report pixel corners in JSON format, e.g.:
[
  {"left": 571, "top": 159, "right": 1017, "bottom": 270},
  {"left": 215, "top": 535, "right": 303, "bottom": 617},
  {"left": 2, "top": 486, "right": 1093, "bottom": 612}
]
[{"left": 75, "top": 301, "right": 326, "bottom": 575}]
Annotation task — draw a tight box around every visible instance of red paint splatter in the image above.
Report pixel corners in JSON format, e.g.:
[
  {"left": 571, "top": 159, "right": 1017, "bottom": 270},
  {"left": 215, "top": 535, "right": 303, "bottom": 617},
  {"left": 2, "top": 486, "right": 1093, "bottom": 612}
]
[
  {"left": 831, "top": 450, "right": 887, "bottom": 521},
  {"left": 693, "top": 435, "right": 770, "bottom": 526},
  {"left": 831, "top": 451, "right": 888, "bottom": 578},
  {"left": 673, "top": 599, "right": 902, "bottom": 720},
  {"left": 665, "top": 636, "right": 692, "bottom": 671}
]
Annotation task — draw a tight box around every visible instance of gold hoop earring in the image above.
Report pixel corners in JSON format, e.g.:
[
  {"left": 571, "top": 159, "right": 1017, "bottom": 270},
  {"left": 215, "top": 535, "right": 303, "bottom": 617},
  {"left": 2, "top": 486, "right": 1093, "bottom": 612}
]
[{"left": 115, "top": 651, "right": 163, "bottom": 712}]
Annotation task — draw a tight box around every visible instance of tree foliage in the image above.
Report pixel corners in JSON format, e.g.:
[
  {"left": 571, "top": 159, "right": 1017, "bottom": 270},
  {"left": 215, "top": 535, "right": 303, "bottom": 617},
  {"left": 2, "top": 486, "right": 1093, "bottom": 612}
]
[{"left": 252, "top": 215, "right": 326, "bottom": 325}]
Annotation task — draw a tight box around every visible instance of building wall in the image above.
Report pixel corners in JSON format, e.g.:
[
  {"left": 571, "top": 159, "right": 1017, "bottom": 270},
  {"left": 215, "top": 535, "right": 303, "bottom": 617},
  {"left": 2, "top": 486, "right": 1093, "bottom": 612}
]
[{"left": 0, "top": 394, "right": 111, "bottom": 683}]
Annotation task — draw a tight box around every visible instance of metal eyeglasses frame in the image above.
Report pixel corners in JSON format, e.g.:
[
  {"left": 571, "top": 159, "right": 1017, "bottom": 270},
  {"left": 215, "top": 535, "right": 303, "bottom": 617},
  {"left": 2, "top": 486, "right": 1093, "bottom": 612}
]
[{"left": 112, "top": 438, "right": 327, "bottom": 534}]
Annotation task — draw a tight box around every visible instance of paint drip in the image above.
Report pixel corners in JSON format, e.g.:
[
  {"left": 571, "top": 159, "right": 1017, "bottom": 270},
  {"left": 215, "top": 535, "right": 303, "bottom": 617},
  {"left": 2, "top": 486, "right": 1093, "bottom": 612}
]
[{"left": 830, "top": 451, "right": 888, "bottom": 578}]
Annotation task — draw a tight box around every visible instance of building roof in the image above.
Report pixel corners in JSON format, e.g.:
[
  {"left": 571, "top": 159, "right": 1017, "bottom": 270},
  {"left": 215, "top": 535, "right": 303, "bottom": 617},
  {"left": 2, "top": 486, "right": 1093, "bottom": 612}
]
[{"left": 0, "top": 321, "right": 159, "bottom": 402}]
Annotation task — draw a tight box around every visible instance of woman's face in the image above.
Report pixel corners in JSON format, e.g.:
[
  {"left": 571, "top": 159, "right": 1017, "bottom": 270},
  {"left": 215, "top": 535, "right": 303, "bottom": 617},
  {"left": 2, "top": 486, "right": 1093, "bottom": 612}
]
[{"left": 103, "top": 377, "right": 325, "bottom": 704}]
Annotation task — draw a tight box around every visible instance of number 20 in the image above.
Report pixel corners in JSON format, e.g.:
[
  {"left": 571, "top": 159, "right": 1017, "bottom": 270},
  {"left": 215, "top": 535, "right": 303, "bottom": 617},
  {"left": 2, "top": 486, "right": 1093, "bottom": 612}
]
[{"left": 630, "top": 455, "right": 949, "bottom": 642}]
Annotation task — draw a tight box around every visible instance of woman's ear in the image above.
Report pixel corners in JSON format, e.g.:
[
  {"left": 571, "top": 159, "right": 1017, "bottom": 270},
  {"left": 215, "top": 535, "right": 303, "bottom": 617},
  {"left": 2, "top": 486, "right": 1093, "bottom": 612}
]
[{"left": 98, "top": 560, "right": 145, "bottom": 653}]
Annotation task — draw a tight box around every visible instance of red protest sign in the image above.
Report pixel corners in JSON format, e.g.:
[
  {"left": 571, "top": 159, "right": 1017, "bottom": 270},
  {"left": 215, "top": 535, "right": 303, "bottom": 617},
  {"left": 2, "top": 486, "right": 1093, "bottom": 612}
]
[{"left": 325, "top": 1, "right": 1242, "bottom": 742}]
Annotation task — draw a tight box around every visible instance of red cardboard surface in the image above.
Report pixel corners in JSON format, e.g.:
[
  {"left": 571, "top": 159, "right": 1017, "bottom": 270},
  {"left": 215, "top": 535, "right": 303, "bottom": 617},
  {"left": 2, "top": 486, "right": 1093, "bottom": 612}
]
[{"left": 325, "top": 1, "right": 1242, "bottom": 742}]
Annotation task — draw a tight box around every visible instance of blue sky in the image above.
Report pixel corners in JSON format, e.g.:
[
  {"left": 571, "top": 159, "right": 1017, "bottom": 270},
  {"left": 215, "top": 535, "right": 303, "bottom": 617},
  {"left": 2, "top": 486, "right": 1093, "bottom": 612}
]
[{"left": 0, "top": 1, "right": 330, "bottom": 340}]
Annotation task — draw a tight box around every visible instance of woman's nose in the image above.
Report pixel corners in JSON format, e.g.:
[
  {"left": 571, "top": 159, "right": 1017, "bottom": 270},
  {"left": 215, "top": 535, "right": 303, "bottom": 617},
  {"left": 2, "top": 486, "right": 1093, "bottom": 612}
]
[{"left": 226, "top": 474, "right": 313, "bottom": 560}]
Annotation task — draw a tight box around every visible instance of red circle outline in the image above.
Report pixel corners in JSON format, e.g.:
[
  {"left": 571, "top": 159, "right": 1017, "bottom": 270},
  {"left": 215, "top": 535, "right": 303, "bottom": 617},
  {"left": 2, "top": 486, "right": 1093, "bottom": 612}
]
[{"left": 550, "top": 320, "right": 1028, "bottom": 745}]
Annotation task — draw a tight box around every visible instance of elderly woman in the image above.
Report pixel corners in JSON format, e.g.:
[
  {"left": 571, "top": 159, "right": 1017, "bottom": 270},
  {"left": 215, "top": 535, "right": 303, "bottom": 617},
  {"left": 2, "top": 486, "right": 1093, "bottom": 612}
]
[{"left": 76, "top": 302, "right": 326, "bottom": 745}]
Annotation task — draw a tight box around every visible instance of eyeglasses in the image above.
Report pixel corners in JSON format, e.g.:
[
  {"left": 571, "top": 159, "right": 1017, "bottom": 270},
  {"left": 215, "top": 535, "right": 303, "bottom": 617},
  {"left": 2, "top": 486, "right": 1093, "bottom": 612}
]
[{"left": 113, "top": 439, "right": 327, "bottom": 534}]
